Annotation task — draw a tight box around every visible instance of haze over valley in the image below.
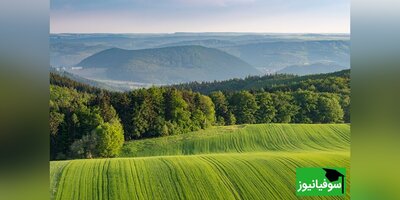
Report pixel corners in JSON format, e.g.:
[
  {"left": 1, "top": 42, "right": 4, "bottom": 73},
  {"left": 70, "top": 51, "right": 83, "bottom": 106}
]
[{"left": 51, "top": 33, "right": 350, "bottom": 90}]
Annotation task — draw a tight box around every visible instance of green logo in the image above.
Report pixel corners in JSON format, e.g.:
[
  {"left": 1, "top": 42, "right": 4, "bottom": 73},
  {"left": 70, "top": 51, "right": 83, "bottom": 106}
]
[{"left": 296, "top": 168, "right": 346, "bottom": 196}]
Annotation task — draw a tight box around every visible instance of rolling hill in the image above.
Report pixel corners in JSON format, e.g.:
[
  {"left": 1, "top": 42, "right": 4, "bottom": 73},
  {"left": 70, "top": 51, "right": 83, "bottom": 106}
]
[
  {"left": 50, "top": 124, "right": 350, "bottom": 199},
  {"left": 77, "top": 45, "right": 260, "bottom": 84},
  {"left": 51, "top": 34, "right": 350, "bottom": 77},
  {"left": 220, "top": 40, "right": 350, "bottom": 73},
  {"left": 277, "top": 62, "right": 349, "bottom": 76},
  {"left": 121, "top": 124, "right": 350, "bottom": 157}
]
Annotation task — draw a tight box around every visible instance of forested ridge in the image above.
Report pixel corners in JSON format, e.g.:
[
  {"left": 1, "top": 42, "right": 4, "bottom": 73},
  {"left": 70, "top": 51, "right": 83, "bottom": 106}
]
[
  {"left": 172, "top": 69, "right": 349, "bottom": 94},
  {"left": 50, "top": 70, "right": 350, "bottom": 160}
]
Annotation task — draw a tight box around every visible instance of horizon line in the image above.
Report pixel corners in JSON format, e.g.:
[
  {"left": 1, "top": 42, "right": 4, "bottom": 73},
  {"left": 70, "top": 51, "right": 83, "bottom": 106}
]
[{"left": 50, "top": 31, "right": 350, "bottom": 35}]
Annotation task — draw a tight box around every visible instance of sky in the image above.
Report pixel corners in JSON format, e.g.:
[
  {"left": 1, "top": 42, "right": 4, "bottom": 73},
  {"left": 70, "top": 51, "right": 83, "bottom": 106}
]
[{"left": 50, "top": 0, "right": 350, "bottom": 33}]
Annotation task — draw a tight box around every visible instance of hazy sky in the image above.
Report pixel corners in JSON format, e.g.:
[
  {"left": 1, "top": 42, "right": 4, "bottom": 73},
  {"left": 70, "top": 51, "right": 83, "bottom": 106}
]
[{"left": 50, "top": 0, "right": 350, "bottom": 33}]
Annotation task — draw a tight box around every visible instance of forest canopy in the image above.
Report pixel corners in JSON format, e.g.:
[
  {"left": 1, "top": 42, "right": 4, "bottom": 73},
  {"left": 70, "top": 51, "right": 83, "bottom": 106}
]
[{"left": 50, "top": 70, "right": 350, "bottom": 160}]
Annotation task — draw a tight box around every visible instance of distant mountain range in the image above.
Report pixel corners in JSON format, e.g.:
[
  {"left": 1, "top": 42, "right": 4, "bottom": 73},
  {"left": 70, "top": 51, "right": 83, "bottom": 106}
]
[
  {"left": 219, "top": 40, "right": 350, "bottom": 72},
  {"left": 77, "top": 45, "right": 260, "bottom": 84},
  {"left": 157, "top": 39, "right": 236, "bottom": 48},
  {"left": 154, "top": 39, "right": 350, "bottom": 73},
  {"left": 51, "top": 33, "right": 350, "bottom": 85},
  {"left": 277, "top": 62, "right": 349, "bottom": 76}
]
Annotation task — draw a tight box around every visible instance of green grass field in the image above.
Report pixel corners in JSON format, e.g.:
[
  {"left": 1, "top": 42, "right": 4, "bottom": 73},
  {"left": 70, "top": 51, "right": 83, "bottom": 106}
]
[{"left": 50, "top": 124, "right": 350, "bottom": 200}]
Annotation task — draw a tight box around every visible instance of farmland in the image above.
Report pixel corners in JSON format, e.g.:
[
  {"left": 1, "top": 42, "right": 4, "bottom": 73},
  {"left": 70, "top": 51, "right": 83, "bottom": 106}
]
[
  {"left": 121, "top": 124, "right": 350, "bottom": 157},
  {"left": 50, "top": 124, "right": 350, "bottom": 199}
]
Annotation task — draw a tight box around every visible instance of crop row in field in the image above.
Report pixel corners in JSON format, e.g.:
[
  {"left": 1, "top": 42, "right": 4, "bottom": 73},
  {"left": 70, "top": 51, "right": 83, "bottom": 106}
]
[
  {"left": 51, "top": 151, "right": 350, "bottom": 200},
  {"left": 121, "top": 124, "right": 350, "bottom": 157},
  {"left": 51, "top": 124, "right": 350, "bottom": 199}
]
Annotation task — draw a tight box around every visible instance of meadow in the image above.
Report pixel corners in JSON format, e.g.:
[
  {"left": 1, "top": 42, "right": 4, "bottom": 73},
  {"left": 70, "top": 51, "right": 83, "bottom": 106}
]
[
  {"left": 121, "top": 124, "right": 350, "bottom": 157},
  {"left": 50, "top": 124, "right": 350, "bottom": 200}
]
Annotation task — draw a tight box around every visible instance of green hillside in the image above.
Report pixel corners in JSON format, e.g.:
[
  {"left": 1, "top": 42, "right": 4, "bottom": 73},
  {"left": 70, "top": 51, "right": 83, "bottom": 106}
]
[
  {"left": 77, "top": 45, "right": 260, "bottom": 84},
  {"left": 50, "top": 124, "right": 350, "bottom": 200},
  {"left": 51, "top": 152, "right": 349, "bottom": 200},
  {"left": 121, "top": 124, "right": 349, "bottom": 157}
]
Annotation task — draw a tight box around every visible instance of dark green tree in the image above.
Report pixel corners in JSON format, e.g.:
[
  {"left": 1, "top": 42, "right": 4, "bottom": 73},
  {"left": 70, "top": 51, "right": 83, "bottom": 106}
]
[
  {"left": 339, "top": 94, "right": 350, "bottom": 123},
  {"left": 315, "top": 93, "right": 344, "bottom": 123},
  {"left": 272, "top": 92, "right": 299, "bottom": 123},
  {"left": 228, "top": 91, "right": 258, "bottom": 124},
  {"left": 209, "top": 91, "right": 230, "bottom": 125},
  {"left": 255, "top": 92, "right": 276, "bottom": 123},
  {"left": 164, "top": 89, "right": 191, "bottom": 134},
  {"left": 293, "top": 90, "right": 318, "bottom": 123},
  {"left": 110, "top": 92, "right": 133, "bottom": 140}
]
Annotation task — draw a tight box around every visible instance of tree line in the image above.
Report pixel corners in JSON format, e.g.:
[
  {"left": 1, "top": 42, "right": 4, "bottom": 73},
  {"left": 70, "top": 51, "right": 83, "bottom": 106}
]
[
  {"left": 50, "top": 74, "right": 215, "bottom": 160},
  {"left": 50, "top": 72, "right": 349, "bottom": 160},
  {"left": 173, "top": 69, "right": 350, "bottom": 95},
  {"left": 210, "top": 90, "right": 348, "bottom": 126}
]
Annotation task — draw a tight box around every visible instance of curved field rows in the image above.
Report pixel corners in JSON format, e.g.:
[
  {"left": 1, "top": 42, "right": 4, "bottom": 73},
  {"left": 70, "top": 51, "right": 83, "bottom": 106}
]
[
  {"left": 50, "top": 161, "right": 70, "bottom": 199},
  {"left": 121, "top": 124, "right": 350, "bottom": 157},
  {"left": 52, "top": 152, "right": 349, "bottom": 200},
  {"left": 51, "top": 124, "right": 350, "bottom": 199}
]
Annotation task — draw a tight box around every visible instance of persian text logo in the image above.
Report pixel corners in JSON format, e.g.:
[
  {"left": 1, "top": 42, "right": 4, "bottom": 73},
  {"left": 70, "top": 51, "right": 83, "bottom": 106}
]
[{"left": 296, "top": 168, "right": 346, "bottom": 196}]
